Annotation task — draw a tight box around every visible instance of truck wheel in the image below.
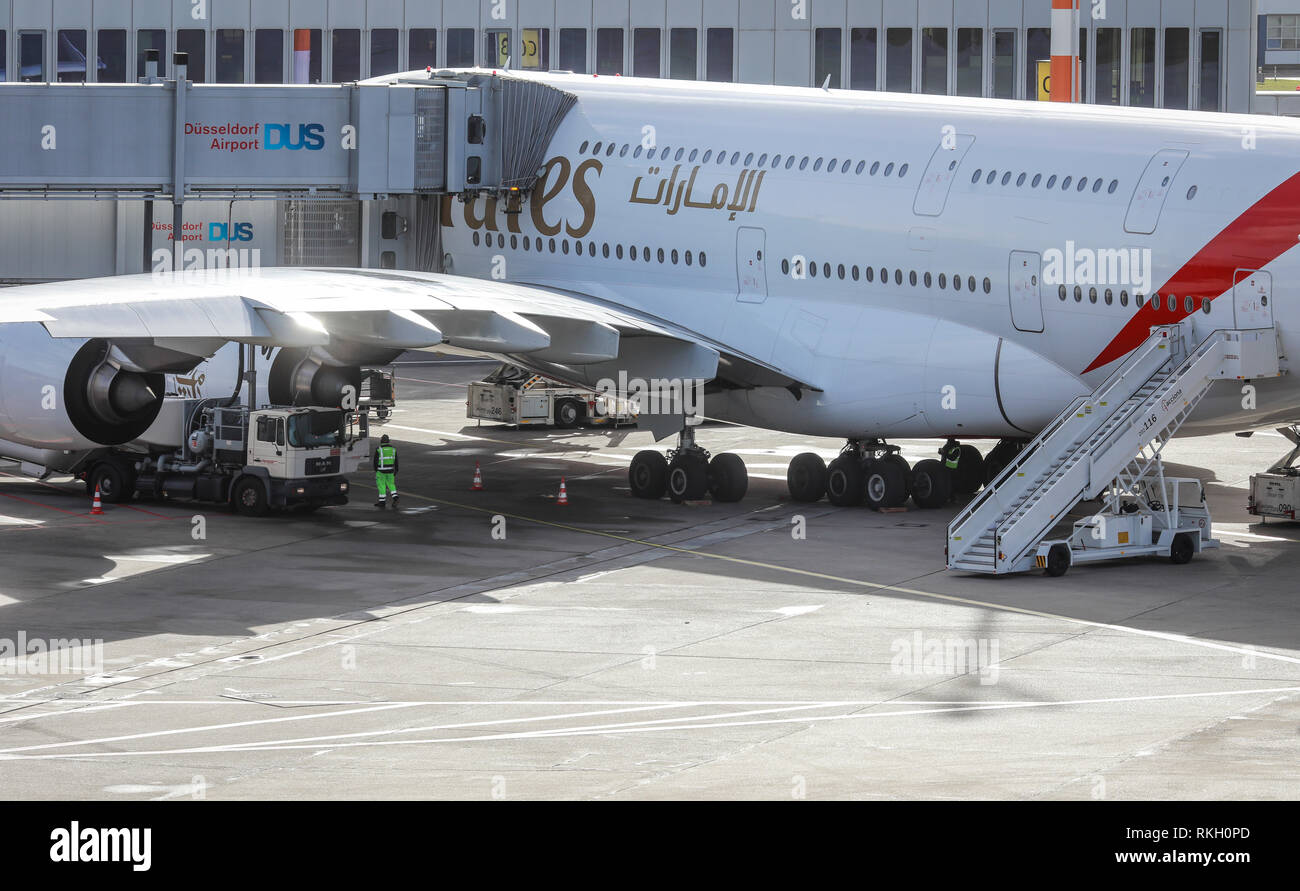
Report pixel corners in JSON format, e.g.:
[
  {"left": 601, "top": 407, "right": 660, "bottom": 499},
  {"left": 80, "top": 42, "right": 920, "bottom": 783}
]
[
  {"left": 826, "top": 456, "right": 865, "bottom": 507},
  {"left": 89, "top": 461, "right": 135, "bottom": 504},
  {"left": 910, "top": 459, "right": 952, "bottom": 509},
  {"left": 708, "top": 453, "right": 748, "bottom": 503},
  {"left": 1170, "top": 532, "right": 1195, "bottom": 565},
  {"left": 787, "top": 453, "right": 827, "bottom": 503},
  {"left": 1045, "top": 543, "right": 1071, "bottom": 577},
  {"left": 232, "top": 478, "right": 270, "bottom": 517},
  {"left": 629, "top": 451, "right": 668, "bottom": 500},
  {"left": 864, "top": 459, "right": 907, "bottom": 511},
  {"left": 554, "top": 399, "right": 582, "bottom": 429}
]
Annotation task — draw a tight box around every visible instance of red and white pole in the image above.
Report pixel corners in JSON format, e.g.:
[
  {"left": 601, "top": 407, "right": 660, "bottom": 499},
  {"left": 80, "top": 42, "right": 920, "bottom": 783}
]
[
  {"left": 294, "top": 29, "right": 311, "bottom": 84},
  {"left": 1050, "top": 0, "right": 1080, "bottom": 102}
]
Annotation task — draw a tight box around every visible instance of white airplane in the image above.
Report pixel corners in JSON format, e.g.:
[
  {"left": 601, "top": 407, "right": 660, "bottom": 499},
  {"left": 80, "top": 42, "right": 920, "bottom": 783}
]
[{"left": 0, "top": 68, "right": 1295, "bottom": 511}]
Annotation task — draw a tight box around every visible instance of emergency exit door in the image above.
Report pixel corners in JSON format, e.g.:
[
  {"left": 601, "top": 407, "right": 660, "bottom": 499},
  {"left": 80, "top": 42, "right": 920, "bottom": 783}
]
[
  {"left": 1233, "top": 269, "right": 1273, "bottom": 329},
  {"left": 737, "top": 227, "right": 767, "bottom": 303},
  {"left": 1009, "top": 250, "right": 1044, "bottom": 332}
]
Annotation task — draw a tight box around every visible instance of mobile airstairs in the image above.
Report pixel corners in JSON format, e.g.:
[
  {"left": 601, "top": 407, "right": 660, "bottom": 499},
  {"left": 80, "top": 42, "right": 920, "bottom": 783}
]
[{"left": 947, "top": 323, "right": 1282, "bottom": 575}]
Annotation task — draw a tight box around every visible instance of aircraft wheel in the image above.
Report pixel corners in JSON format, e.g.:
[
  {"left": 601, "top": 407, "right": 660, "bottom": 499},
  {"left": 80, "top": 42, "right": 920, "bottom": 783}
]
[
  {"left": 880, "top": 453, "right": 913, "bottom": 494},
  {"left": 864, "top": 459, "right": 907, "bottom": 511},
  {"left": 951, "top": 445, "right": 986, "bottom": 496},
  {"left": 629, "top": 450, "right": 668, "bottom": 500},
  {"left": 1045, "top": 543, "right": 1071, "bottom": 577},
  {"left": 668, "top": 453, "right": 710, "bottom": 503},
  {"left": 910, "top": 459, "right": 952, "bottom": 509},
  {"left": 1170, "top": 532, "right": 1195, "bottom": 565},
  {"left": 786, "top": 452, "right": 827, "bottom": 503},
  {"left": 826, "top": 456, "right": 865, "bottom": 507},
  {"left": 708, "top": 453, "right": 748, "bottom": 503}
]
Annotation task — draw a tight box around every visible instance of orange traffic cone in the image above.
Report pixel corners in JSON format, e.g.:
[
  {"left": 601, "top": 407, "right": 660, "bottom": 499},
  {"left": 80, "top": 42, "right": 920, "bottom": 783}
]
[
  {"left": 90, "top": 484, "right": 104, "bottom": 515},
  {"left": 471, "top": 462, "right": 484, "bottom": 491},
  {"left": 557, "top": 477, "right": 569, "bottom": 506}
]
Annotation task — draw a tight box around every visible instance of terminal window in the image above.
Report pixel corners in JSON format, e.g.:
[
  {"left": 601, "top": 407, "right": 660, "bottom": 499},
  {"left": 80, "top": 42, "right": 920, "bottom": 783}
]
[
  {"left": 921, "top": 27, "right": 947, "bottom": 95},
  {"left": 136, "top": 29, "right": 166, "bottom": 79},
  {"left": 176, "top": 29, "right": 206, "bottom": 82},
  {"left": 1266, "top": 15, "right": 1300, "bottom": 50},
  {"left": 216, "top": 29, "right": 244, "bottom": 83},
  {"left": 409, "top": 28, "right": 436, "bottom": 70},
  {"left": 256, "top": 29, "right": 284, "bottom": 83},
  {"left": 332, "top": 29, "right": 361, "bottom": 81},
  {"left": 1095, "top": 28, "right": 1120, "bottom": 105},
  {"left": 19, "top": 31, "right": 44, "bottom": 82},
  {"left": 596, "top": 28, "right": 623, "bottom": 75},
  {"left": 96, "top": 30, "right": 126, "bottom": 82},
  {"left": 992, "top": 30, "right": 1015, "bottom": 99},
  {"left": 1130, "top": 28, "right": 1156, "bottom": 107},
  {"left": 705, "top": 28, "right": 732, "bottom": 82},
  {"left": 371, "top": 28, "right": 398, "bottom": 76},
  {"left": 634, "top": 28, "right": 660, "bottom": 77},
  {"left": 850, "top": 28, "right": 877, "bottom": 90},
  {"left": 521, "top": 28, "right": 550, "bottom": 70},
  {"left": 885, "top": 28, "right": 912, "bottom": 92},
  {"left": 0, "top": 31, "right": 5, "bottom": 81},
  {"left": 299, "top": 29, "right": 323, "bottom": 84},
  {"left": 58, "top": 30, "right": 87, "bottom": 82},
  {"left": 485, "top": 29, "right": 510, "bottom": 67},
  {"left": 1163, "top": 28, "right": 1190, "bottom": 109},
  {"left": 815, "top": 28, "right": 842, "bottom": 89},
  {"left": 1025, "top": 28, "right": 1049, "bottom": 101},
  {"left": 955, "top": 28, "right": 981, "bottom": 97},
  {"left": 446, "top": 28, "right": 474, "bottom": 67},
  {"left": 669, "top": 28, "right": 696, "bottom": 79},
  {"left": 559, "top": 29, "right": 587, "bottom": 73},
  {"left": 1199, "top": 30, "right": 1222, "bottom": 112}
]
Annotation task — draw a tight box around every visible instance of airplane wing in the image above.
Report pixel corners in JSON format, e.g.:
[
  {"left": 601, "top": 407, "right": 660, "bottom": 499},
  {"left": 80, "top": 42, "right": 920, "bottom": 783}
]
[{"left": 0, "top": 268, "right": 817, "bottom": 438}]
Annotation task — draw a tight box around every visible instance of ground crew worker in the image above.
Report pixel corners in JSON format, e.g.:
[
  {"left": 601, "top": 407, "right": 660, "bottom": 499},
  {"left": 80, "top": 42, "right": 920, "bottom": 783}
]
[
  {"left": 373, "top": 434, "right": 399, "bottom": 509},
  {"left": 941, "top": 438, "right": 962, "bottom": 471}
]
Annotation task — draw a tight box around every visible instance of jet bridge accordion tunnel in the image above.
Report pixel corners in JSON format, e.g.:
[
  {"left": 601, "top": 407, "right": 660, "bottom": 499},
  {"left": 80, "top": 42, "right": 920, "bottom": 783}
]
[{"left": 0, "top": 59, "right": 576, "bottom": 205}]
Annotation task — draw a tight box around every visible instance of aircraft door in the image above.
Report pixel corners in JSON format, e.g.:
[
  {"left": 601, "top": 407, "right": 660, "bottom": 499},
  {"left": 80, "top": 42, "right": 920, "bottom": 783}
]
[
  {"left": 737, "top": 227, "right": 768, "bottom": 303},
  {"left": 913, "top": 134, "right": 975, "bottom": 216},
  {"left": 1009, "top": 250, "right": 1044, "bottom": 333},
  {"left": 1124, "top": 149, "right": 1189, "bottom": 234},
  {"left": 1233, "top": 269, "right": 1274, "bottom": 329}
]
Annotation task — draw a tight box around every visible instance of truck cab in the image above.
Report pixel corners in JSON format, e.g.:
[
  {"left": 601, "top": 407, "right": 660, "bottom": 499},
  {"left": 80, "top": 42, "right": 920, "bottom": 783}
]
[{"left": 233, "top": 407, "right": 369, "bottom": 514}]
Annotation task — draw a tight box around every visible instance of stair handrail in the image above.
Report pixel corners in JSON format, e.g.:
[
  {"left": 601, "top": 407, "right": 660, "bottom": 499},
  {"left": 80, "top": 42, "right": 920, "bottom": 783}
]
[{"left": 947, "top": 326, "right": 1179, "bottom": 558}]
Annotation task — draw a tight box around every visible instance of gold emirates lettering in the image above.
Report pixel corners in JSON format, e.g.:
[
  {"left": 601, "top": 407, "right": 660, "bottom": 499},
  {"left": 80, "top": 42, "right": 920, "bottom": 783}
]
[
  {"left": 629, "top": 164, "right": 766, "bottom": 220},
  {"left": 440, "top": 156, "right": 601, "bottom": 236}
]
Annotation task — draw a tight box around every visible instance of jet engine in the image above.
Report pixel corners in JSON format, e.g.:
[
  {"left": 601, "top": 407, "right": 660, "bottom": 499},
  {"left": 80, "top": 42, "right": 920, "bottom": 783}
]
[
  {"left": 268, "top": 346, "right": 401, "bottom": 408},
  {"left": 0, "top": 325, "right": 167, "bottom": 449}
]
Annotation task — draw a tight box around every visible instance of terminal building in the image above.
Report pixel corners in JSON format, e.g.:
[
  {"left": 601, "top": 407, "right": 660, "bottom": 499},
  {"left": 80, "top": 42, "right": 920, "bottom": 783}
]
[{"left": 0, "top": 0, "right": 1286, "bottom": 284}]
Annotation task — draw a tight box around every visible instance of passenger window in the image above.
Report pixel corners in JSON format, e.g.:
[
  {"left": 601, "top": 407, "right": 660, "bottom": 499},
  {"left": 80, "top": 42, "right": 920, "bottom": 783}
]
[
  {"left": 1059, "top": 285, "right": 1067, "bottom": 300},
  {"left": 1120, "top": 290, "right": 1129, "bottom": 306},
  {"left": 895, "top": 269, "right": 903, "bottom": 285},
  {"left": 1032, "top": 173, "right": 1042, "bottom": 187},
  {"left": 1077, "top": 177, "right": 1088, "bottom": 192},
  {"left": 938, "top": 273, "right": 947, "bottom": 288},
  {"left": 703, "top": 150, "right": 713, "bottom": 163},
  {"left": 869, "top": 161, "right": 880, "bottom": 175},
  {"left": 884, "top": 162, "right": 894, "bottom": 176},
  {"left": 1016, "top": 173, "right": 1026, "bottom": 186},
  {"left": 866, "top": 267, "right": 875, "bottom": 282},
  {"left": 898, "top": 163, "right": 908, "bottom": 177},
  {"left": 856, "top": 160, "right": 866, "bottom": 174},
  {"left": 813, "top": 158, "right": 824, "bottom": 171},
  {"left": 1001, "top": 172, "right": 1012, "bottom": 185},
  {"left": 1089, "top": 287, "right": 1098, "bottom": 303},
  {"left": 746, "top": 152, "right": 755, "bottom": 165},
  {"left": 1046, "top": 175, "right": 1057, "bottom": 188},
  {"left": 908, "top": 270, "right": 917, "bottom": 286},
  {"left": 799, "top": 157, "right": 809, "bottom": 170},
  {"left": 984, "top": 278, "right": 992, "bottom": 294},
  {"left": 1108, "top": 179, "right": 1119, "bottom": 193},
  {"left": 985, "top": 170, "right": 996, "bottom": 184},
  {"left": 1074, "top": 286, "right": 1083, "bottom": 302},
  {"left": 1061, "top": 175, "right": 1072, "bottom": 190},
  {"left": 785, "top": 156, "right": 796, "bottom": 169},
  {"left": 972, "top": 169, "right": 982, "bottom": 183}
]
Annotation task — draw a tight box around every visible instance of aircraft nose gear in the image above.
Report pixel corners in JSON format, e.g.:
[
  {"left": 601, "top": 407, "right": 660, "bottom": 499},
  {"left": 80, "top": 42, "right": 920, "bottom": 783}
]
[{"left": 629, "top": 426, "right": 749, "bottom": 503}]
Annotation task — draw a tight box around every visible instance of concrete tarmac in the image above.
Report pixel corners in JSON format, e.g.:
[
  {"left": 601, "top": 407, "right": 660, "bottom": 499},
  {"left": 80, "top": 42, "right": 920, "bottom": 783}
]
[{"left": 0, "top": 361, "right": 1296, "bottom": 800}]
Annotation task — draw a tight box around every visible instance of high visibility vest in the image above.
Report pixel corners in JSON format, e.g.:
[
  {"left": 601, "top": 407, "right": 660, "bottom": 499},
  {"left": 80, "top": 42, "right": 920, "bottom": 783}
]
[
  {"left": 943, "top": 445, "right": 961, "bottom": 470},
  {"left": 376, "top": 445, "right": 396, "bottom": 471}
]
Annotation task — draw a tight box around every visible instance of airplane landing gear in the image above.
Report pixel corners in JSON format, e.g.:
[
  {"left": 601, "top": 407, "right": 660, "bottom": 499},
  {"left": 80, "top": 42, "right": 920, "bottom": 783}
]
[
  {"left": 789, "top": 440, "right": 909, "bottom": 510},
  {"left": 630, "top": 426, "right": 748, "bottom": 503}
]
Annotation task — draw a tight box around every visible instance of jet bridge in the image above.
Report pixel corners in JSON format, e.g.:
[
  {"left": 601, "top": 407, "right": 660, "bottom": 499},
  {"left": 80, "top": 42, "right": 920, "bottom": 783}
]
[{"left": 0, "top": 57, "right": 575, "bottom": 202}]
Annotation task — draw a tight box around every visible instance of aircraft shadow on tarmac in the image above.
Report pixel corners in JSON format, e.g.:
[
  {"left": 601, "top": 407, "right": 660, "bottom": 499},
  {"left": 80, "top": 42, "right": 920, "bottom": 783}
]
[{"left": 0, "top": 447, "right": 1297, "bottom": 668}]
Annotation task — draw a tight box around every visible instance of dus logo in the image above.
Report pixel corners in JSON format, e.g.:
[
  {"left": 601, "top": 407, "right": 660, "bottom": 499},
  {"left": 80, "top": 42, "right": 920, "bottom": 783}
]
[
  {"left": 265, "top": 123, "right": 325, "bottom": 151},
  {"left": 209, "top": 222, "right": 254, "bottom": 242}
]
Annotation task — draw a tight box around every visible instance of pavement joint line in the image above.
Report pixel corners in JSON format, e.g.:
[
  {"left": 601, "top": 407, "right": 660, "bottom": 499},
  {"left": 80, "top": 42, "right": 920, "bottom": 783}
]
[
  {"left": 357, "top": 483, "right": 1300, "bottom": 669},
  {"left": 6, "top": 685, "right": 1299, "bottom": 761}
]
